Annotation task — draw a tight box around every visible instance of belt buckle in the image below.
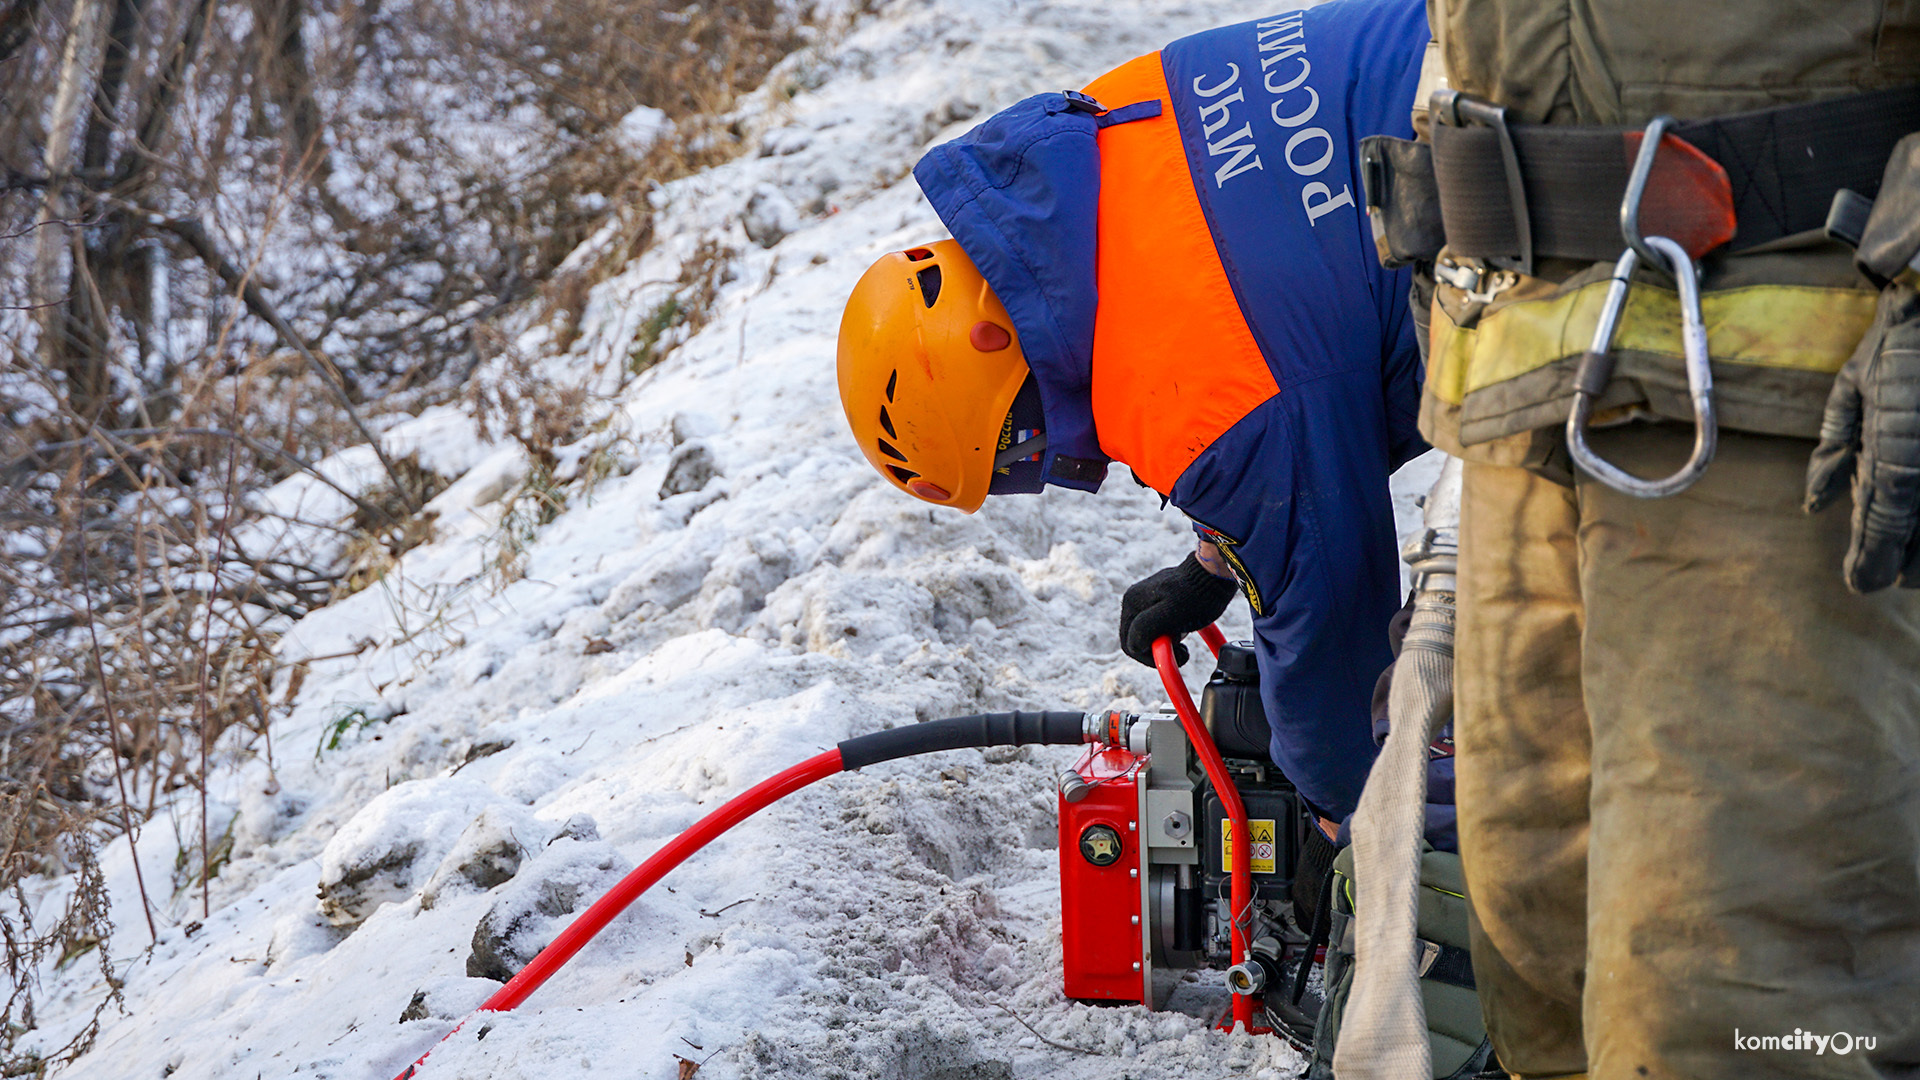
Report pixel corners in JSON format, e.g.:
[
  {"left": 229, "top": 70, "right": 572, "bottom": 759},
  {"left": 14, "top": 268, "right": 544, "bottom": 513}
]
[
  {"left": 1416, "top": 939, "right": 1442, "bottom": 978},
  {"left": 1429, "top": 88, "right": 1532, "bottom": 277},
  {"left": 1059, "top": 90, "right": 1105, "bottom": 115},
  {"left": 1434, "top": 256, "right": 1516, "bottom": 305}
]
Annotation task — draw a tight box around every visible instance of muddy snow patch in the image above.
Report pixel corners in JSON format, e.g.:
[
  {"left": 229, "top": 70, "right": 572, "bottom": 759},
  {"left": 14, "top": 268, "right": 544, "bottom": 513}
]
[
  {"left": 659, "top": 439, "right": 722, "bottom": 497},
  {"left": 316, "top": 777, "right": 503, "bottom": 927}
]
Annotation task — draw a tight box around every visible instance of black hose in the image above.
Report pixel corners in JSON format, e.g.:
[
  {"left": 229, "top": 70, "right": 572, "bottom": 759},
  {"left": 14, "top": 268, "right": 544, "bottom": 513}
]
[{"left": 837, "top": 711, "right": 1087, "bottom": 771}]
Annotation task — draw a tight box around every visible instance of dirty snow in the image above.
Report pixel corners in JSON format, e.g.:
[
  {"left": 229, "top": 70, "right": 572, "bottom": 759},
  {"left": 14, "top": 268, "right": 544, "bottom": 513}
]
[{"left": 13, "top": 0, "right": 1443, "bottom": 1077}]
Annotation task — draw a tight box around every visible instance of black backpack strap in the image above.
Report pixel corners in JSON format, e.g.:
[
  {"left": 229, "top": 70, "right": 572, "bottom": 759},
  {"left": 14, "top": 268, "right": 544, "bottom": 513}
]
[{"left": 1417, "top": 938, "right": 1477, "bottom": 991}]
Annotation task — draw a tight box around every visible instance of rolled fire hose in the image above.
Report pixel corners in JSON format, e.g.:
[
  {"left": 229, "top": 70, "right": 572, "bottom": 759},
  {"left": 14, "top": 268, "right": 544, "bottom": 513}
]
[{"left": 1334, "top": 456, "right": 1462, "bottom": 1080}]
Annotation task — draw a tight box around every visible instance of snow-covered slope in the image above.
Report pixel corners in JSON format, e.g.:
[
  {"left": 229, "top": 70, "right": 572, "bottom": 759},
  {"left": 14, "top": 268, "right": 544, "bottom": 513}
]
[{"left": 16, "top": 0, "right": 1443, "bottom": 1076}]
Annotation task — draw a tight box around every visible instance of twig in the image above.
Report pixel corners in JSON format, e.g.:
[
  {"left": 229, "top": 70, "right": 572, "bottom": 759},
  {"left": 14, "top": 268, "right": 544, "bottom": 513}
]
[
  {"left": 0, "top": 214, "right": 90, "bottom": 242},
  {"left": 281, "top": 640, "right": 373, "bottom": 665},
  {"left": 194, "top": 380, "right": 243, "bottom": 919},
  {"left": 673, "top": 1045, "right": 724, "bottom": 1077},
  {"left": 325, "top": 1019, "right": 360, "bottom": 1047},
  {"left": 991, "top": 1003, "right": 1103, "bottom": 1056},
  {"left": 73, "top": 534, "right": 158, "bottom": 944},
  {"left": 697, "top": 897, "right": 754, "bottom": 918}
]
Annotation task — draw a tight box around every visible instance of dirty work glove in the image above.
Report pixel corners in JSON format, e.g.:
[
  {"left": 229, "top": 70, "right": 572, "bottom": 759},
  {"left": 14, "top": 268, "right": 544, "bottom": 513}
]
[
  {"left": 1118, "top": 553, "right": 1238, "bottom": 667},
  {"left": 1806, "top": 283, "right": 1920, "bottom": 592},
  {"left": 1807, "top": 132, "right": 1920, "bottom": 593}
]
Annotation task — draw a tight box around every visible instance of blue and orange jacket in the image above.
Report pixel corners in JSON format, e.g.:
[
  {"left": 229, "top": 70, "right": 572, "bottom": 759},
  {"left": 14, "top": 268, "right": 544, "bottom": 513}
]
[{"left": 914, "top": 0, "right": 1430, "bottom": 820}]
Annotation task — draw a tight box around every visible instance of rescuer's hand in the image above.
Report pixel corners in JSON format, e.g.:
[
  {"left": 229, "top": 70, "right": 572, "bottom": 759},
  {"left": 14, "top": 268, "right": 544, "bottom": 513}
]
[
  {"left": 1118, "top": 550, "right": 1239, "bottom": 666},
  {"left": 1805, "top": 281, "right": 1920, "bottom": 592}
]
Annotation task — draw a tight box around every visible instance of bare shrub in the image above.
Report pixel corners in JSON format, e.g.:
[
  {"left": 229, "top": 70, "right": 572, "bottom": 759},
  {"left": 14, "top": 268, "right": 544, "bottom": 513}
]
[
  {"left": 0, "top": 0, "right": 811, "bottom": 855},
  {"left": 0, "top": 0, "right": 814, "bottom": 1058}
]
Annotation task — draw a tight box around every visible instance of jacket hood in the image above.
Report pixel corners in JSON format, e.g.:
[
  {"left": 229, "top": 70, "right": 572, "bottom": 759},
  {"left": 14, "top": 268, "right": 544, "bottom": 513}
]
[{"left": 913, "top": 92, "right": 1113, "bottom": 492}]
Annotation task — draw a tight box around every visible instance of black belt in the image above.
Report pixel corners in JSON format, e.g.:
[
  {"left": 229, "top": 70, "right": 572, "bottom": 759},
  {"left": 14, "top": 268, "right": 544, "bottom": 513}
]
[{"left": 1361, "top": 85, "right": 1920, "bottom": 271}]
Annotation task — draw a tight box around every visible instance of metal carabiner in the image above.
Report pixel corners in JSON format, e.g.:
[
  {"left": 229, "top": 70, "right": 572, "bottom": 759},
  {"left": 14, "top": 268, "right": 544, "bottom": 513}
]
[
  {"left": 1564, "top": 117, "right": 1718, "bottom": 498},
  {"left": 1619, "top": 115, "right": 1675, "bottom": 277},
  {"left": 1565, "top": 236, "right": 1717, "bottom": 497}
]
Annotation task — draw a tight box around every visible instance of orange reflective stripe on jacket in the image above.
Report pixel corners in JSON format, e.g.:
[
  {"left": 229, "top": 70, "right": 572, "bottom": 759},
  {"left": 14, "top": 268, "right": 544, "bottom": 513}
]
[{"left": 1083, "top": 53, "right": 1278, "bottom": 495}]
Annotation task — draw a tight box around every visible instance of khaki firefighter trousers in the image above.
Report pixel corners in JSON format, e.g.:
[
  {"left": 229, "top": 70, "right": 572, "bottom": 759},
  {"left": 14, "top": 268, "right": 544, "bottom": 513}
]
[{"left": 1455, "top": 425, "right": 1920, "bottom": 1080}]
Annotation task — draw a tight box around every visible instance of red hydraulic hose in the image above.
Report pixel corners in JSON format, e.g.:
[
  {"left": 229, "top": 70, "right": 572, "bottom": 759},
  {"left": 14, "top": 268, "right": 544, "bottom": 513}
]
[
  {"left": 392, "top": 748, "right": 845, "bottom": 1079},
  {"left": 484, "top": 748, "right": 844, "bottom": 1010},
  {"left": 389, "top": 708, "right": 1087, "bottom": 1077},
  {"left": 1154, "top": 633, "right": 1254, "bottom": 1032}
]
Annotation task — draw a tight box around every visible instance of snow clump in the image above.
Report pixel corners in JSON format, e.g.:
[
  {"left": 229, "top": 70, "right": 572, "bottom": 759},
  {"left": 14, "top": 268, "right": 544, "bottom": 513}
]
[{"left": 316, "top": 777, "right": 502, "bottom": 927}]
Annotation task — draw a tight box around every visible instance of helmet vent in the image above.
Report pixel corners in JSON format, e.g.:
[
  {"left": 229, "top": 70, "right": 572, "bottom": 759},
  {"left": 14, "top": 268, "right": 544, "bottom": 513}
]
[
  {"left": 876, "top": 438, "right": 908, "bottom": 463},
  {"left": 885, "top": 370, "right": 897, "bottom": 402},
  {"left": 878, "top": 406, "right": 897, "bottom": 438},
  {"left": 915, "top": 266, "right": 942, "bottom": 307},
  {"left": 887, "top": 465, "right": 920, "bottom": 483},
  {"left": 903, "top": 248, "right": 934, "bottom": 261}
]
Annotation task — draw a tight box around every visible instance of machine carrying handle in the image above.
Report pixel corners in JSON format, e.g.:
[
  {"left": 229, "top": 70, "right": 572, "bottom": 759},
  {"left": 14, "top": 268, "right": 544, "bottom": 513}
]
[
  {"left": 1198, "top": 623, "right": 1226, "bottom": 658},
  {"left": 1153, "top": 629, "right": 1255, "bottom": 1032}
]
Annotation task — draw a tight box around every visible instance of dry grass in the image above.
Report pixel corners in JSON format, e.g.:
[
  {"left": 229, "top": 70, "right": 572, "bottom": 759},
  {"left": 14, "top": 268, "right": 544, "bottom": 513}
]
[{"left": 2, "top": 825, "right": 121, "bottom": 1077}]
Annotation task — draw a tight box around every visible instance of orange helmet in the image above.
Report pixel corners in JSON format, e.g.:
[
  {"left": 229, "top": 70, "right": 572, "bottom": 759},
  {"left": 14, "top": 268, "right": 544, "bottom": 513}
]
[{"left": 837, "top": 239, "right": 1038, "bottom": 513}]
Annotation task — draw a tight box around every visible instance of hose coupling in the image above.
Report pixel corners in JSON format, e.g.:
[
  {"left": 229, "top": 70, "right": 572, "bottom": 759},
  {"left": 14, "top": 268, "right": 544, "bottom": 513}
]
[
  {"left": 1082, "top": 710, "right": 1125, "bottom": 747},
  {"left": 1225, "top": 960, "right": 1268, "bottom": 996},
  {"left": 1225, "top": 937, "right": 1285, "bottom": 996}
]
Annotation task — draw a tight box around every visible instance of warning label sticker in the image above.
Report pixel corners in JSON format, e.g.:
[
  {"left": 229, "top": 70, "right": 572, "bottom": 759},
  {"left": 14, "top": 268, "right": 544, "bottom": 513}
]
[{"left": 1220, "top": 818, "right": 1278, "bottom": 875}]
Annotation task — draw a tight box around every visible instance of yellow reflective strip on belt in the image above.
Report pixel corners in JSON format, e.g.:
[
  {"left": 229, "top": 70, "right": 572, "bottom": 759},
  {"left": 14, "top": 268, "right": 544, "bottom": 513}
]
[{"left": 1426, "top": 282, "right": 1877, "bottom": 406}]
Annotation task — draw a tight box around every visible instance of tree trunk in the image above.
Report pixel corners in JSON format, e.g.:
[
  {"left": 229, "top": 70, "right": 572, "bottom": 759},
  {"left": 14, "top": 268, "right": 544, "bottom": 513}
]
[
  {"left": 32, "top": 0, "right": 108, "bottom": 374},
  {"left": 80, "top": 0, "right": 142, "bottom": 178},
  {"left": 60, "top": 0, "right": 149, "bottom": 423},
  {"left": 120, "top": 0, "right": 215, "bottom": 192}
]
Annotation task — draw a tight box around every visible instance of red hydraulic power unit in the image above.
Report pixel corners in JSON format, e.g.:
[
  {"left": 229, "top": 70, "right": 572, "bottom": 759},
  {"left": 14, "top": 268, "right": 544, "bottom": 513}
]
[
  {"left": 1055, "top": 653, "right": 1313, "bottom": 1027},
  {"left": 1058, "top": 743, "right": 1152, "bottom": 1004}
]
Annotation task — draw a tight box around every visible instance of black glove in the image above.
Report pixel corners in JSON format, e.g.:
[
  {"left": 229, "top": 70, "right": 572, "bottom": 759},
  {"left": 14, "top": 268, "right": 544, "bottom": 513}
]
[
  {"left": 1807, "top": 132, "right": 1920, "bottom": 593},
  {"left": 1118, "top": 552, "right": 1239, "bottom": 667},
  {"left": 1805, "top": 282, "right": 1920, "bottom": 592}
]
